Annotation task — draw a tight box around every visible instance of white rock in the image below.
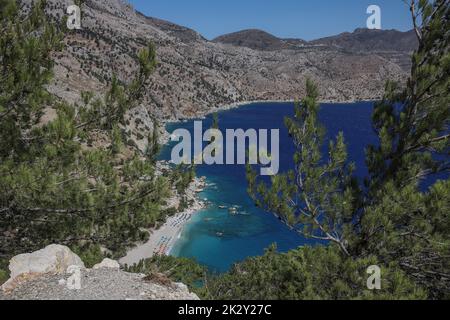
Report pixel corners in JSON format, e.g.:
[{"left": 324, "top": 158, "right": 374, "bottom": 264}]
[
  {"left": 174, "top": 282, "right": 189, "bottom": 292},
  {"left": 2, "top": 244, "right": 85, "bottom": 292},
  {"left": 93, "top": 258, "right": 120, "bottom": 270}
]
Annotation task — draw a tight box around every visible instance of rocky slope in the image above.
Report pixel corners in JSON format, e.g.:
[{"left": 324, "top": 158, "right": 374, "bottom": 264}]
[
  {"left": 214, "top": 28, "right": 418, "bottom": 53},
  {"left": 212, "top": 27, "right": 418, "bottom": 55},
  {"left": 0, "top": 245, "right": 199, "bottom": 300},
  {"left": 214, "top": 27, "right": 417, "bottom": 72},
  {"left": 311, "top": 28, "right": 418, "bottom": 72},
  {"left": 18, "top": 0, "right": 417, "bottom": 152},
  {"left": 311, "top": 28, "right": 418, "bottom": 53},
  {"left": 22, "top": 0, "right": 414, "bottom": 119}
]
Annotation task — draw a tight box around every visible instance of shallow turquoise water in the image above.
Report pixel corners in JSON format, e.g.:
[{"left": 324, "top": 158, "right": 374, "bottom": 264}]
[{"left": 160, "top": 102, "right": 377, "bottom": 272}]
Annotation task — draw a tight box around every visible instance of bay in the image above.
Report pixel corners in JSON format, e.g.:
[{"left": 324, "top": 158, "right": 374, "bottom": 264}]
[{"left": 160, "top": 102, "right": 377, "bottom": 272}]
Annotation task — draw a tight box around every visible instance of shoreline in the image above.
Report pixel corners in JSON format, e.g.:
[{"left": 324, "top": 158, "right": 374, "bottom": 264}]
[
  {"left": 167, "top": 98, "right": 378, "bottom": 122},
  {"left": 119, "top": 176, "right": 207, "bottom": 267},
  {"left": 121, "top": 98, "right": 378, "bottom": 266},
  {"left": 159, "top": 98, "right": 378, "bottom": 144}
]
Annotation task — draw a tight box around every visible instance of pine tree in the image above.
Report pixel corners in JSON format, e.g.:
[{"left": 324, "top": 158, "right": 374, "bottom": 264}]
[
  {"left": 247, "top": 0, "right": 449, "bottom": 298},
  {"left": 145, "top": 121, "right": 161, "bottom": 162},
  {"left": 248, "top": 80, "right": 358, "bottom": 256},
  {"left": 0, "top": 0, "right": 170, "bottom": 268},
  {"left": 358, "top": 0, "right": 449, "bottom": 297}
]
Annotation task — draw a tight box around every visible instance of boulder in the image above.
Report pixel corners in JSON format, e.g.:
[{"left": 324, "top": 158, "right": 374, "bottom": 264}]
[
  {"left": 93, "top": 258, "right": 120, "bottom": 270},
  {"left": 0, "top": 245, "right": 199, "bottom": 300},
  {"left": 1, "top": 244, "right": 85, "bottom": 292}
]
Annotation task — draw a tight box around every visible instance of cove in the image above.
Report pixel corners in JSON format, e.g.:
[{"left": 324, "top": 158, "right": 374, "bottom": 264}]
[{"left": 159, "top": 102, "right": 378, "bottom": 273}]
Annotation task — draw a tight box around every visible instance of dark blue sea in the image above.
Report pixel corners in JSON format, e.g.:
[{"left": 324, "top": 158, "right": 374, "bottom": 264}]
[{"left": 160, "top": 102, "right": 378, "bottom": 272}]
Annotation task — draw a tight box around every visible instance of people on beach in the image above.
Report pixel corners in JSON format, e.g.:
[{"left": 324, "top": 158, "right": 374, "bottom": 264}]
[{"left": 154, "top": 236, "right": 173, "bottom": 256}]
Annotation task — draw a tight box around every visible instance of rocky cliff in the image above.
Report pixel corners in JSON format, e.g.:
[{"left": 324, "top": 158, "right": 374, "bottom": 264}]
[
  {"left": 21, "top": 0, "right": 414, "bottom": 124},
  {"left": 0, "top": 245, "right": 199, "bottom": 300}
]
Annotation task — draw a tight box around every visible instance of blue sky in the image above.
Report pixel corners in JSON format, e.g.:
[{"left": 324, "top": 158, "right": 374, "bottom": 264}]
[{"left": 128, "top": 0, "right": 414, "bottom": 41}]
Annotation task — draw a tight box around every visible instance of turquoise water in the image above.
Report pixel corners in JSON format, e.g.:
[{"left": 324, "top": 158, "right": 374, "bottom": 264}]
[{"left": 160, "top": 102, "right": 378, "bottom": 272}]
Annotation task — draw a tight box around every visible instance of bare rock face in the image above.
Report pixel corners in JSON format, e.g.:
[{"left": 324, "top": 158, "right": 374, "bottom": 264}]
[
  {"left": 0, "top": 269, "right": 200, "bottom": 300},
  {"left": 17, "top": 0, "right": 416, "bottom": 156},
  {"left": 0, "top": 246, "right": 199, "bottom": 300},
  {"left": 1, "top": 245, "right": 85, "bottom": 292},
  {"left": 93, "top": 258, "right": 120, "bottom": 270},
  {"left": 21, "top": 0, "right": 414, "bottom": 125}
]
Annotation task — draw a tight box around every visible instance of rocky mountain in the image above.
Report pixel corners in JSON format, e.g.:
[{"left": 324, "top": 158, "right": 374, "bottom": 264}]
[
  {"left": 311, "top": 28, "right": 418, "bottom": 53},
  {"left": 212, "top": 29, "right": 307, "bottom": 51},
  {"left": 21, "top": 0, "right": 416, "bottom": 139},
  {"left": 311, "top": 28, "right": 418, "bottom": 72},
  {"left": 214, "top": 28, "right": 417, "bottom": 71},
  {"left": 0, "top": 245, "right": 199, "bottom": 300},
  {"left": 213, "top": 28, "right": 417, "bottom": 53}
]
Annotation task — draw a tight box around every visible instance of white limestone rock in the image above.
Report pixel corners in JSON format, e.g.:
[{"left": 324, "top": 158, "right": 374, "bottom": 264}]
[
  {"left": 1, "top": 244, "right": 85, "bottom": 292},
  {"left": 93, "top": 258, "right": 121, "bottom": 270}
]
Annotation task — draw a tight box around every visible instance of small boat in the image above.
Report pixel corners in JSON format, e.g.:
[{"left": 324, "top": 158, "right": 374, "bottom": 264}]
[
  {"left": 218, "top": 205, "right": 227, "bottom": 209},
  {"left": 216, "top": 232, "right": 224, "bottom": 237},
  {"left": 228, "top": 205, "right": 239, "bottom": 213}
]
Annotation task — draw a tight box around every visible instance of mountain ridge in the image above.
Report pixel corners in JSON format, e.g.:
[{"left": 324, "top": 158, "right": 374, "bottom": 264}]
[
  {"left": 213, "top": 27, "right": 417, "bottom": 53},
  {"left": 310, "top": 28, "right": 418, "bottom": 52},
  {"left": 212, "top": 29, "right": 308, "bottom": 51},
  {"left": 21, "top": 0, "right": 416, "bottom": 146}
]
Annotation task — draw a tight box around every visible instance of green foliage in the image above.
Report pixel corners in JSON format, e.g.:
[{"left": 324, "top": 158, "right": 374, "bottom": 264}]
[
  {"left": 246, "top": 0, "right": 449, "bottom": 299},
  {"left": 0, "top": 0, "right": 63, "bottom": 156},
  {"left": 0, "top": 269, "right": 7, "bottom": 286},
  {"left": 0, "top": 0, "right": 170, "bottom": 264},
  {"left": 145, "top": 123, "right": 161, "bottom": 162},
  {"left": 205, "top": 245, "right": 427, "bottom": 300},
  {"left": 356, "top": 0, "right": 450, "bottom": 298},
  {"left": 248, "top": 79, "right": 359, "bottom": 255},
  {"left": 366, "top": 2, "right": 449, "bottom": 192},
  {"left": 0, "top": 258, "right": 8, "bottom": 286},
  {"left": 72, "top": 244, "right": 104, "bottom": 269},
  {"left": 125, "top": 255, "right": 207, "bottom": 293},
  {"left": 171, "top": 163, "right": 196, "bottom": 195},
  {"left": 77, "top": 42, "right": 157, "bottom": 131},
  {"left": 0, "top": 0, "right": 447, "bottom": 301},
  {"left": 111, "top": 124, "right": 124, "bottom": 154}
]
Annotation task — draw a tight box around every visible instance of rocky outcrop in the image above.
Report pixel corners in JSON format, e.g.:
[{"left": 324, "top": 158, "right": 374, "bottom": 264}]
[
  {"left": 0, "top": 245, "right": 199, "bottom": 300},
  {"left": 1, "top": 244, "right": 85, "bottom": 292},
  {"left": 93, "top": 258, "right": 120, "bottom": 270}
]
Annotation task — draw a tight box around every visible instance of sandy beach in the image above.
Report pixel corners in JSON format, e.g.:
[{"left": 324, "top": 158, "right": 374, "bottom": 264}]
[{"left": 119, "top": 176, "right": 206, "bottom": 267}]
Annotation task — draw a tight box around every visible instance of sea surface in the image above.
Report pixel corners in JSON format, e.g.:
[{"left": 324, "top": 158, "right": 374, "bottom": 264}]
[{"left": 159, "top": 102, "right": 378, "bottom": 272}]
